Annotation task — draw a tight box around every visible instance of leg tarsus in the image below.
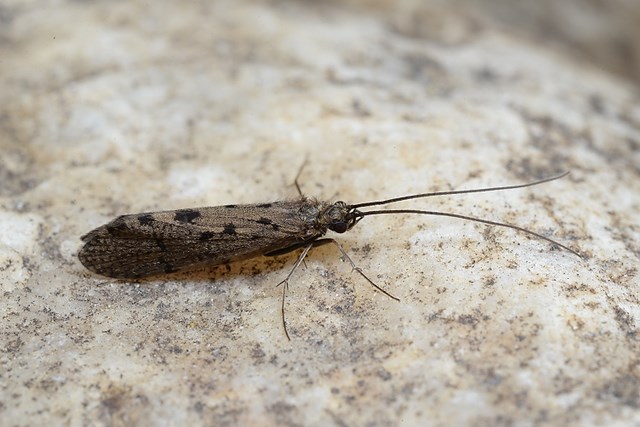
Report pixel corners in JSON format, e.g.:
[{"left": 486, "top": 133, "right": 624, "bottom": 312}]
[
  {"left": 280, "top": 278, "right": 290, "bottom": 341},
  {"left": 277, "top": 243, "right": 314, "bottom": 340},
  {"left": 328, "top": 239, "right": 400, "bottom": 302}
]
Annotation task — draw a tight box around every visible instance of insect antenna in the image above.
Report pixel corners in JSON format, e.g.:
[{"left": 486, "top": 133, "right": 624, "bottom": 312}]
[
  {"left": 352, "top": 209, "right": 581, "bottom": 258},
  {"left": 351, "top": 172, "right": 569, "bottom": 209},
  {"left": 348, "top": 172, "right": 581, "bottom": 258}
]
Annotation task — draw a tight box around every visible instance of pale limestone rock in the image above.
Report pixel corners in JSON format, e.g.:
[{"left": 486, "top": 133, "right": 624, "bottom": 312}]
[{"left": 1, "top": 1, "right": 639, "bottom": 426}]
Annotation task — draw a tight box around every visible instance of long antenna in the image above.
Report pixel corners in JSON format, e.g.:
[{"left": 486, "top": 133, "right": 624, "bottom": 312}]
[
  {"left": 351, "top": 172, "right": 569, "bottom": 209},
  {"left": 353, "top": 208, "right": 582, "bottom": 258}
]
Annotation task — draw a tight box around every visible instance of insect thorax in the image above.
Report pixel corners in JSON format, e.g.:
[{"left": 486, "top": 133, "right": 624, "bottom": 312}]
[{"left": 298, "top": 197, "right": 353, "bottom": 235}]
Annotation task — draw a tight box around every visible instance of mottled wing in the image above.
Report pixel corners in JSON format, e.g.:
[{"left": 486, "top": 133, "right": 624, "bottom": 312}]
[{"left": 78, "top": 201, "right": 316, "bottom": 279}]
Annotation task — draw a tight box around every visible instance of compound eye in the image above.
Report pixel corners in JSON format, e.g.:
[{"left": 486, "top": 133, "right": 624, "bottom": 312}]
[{"left": 330, "top": 221, "right": 349, "bottom": 233}]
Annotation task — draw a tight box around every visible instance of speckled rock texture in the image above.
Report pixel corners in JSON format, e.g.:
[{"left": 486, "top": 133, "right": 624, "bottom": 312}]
[{"left": 1, "top": 1, "right": 639, "bottom": 426}]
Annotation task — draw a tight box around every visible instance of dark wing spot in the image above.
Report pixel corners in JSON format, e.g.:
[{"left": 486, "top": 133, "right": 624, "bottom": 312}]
[
  {"left": 106, "top": 221, "right": 129, "bottom": 235},
  {"left": 106, "top": 225, "right": 118, "bottom": 235},
  {"left": 138, "top": 214, "right": 155, "bottom": 226},
  {"left": 224, "top": 204, "right": 237, "bottom": 209},
  {"left": 155, "top": 239, "right": 167, "bottom": 251},
  {"left": 200, "top": 231, "right": 216, "bottom": 241},
  {"left": 163, "top": 263, "right": 177, "bottom": 274},
  {"left": 223, "top": 223, "right": 237, "bottom": 235},
  {"left": 257, "top": 203, "right": 272, "bottom": 208},
  {"left": 255, "top": 217, "right": 280, "bottom": 230},
  {"left": 174, "top": 209, "right": 201, "bottom": 224},
  {"left": 250, "top": 234, "right": 262, "bottom": 241},
  {"left": 256, "top": 217, "right": 272, "bottom": 226}
]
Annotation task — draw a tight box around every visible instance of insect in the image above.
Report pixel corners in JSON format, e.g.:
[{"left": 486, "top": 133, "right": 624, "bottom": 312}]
[{"left": 79, "top": 168, "right": 580, "bottom": 339}]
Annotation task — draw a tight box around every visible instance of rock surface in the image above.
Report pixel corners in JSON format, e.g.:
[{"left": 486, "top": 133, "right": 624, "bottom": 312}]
[{"left": 1, "top": 1, "right": 639, "bottom": 426}]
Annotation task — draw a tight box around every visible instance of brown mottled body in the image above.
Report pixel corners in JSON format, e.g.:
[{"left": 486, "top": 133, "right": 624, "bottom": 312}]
[
  {"left": 80, "top": 172, "right": 580, "bottom": 281},
  {"left": 79, "top": 197, "right": 351, "bottom": 279}
]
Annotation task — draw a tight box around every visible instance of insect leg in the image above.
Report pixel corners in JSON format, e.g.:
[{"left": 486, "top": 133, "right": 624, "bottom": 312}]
[
  {"left": 293, "top": 157, "right": 309, "bottom": 197},
  {"left": 326, "top": 239, "right": 401, "bottom": 302},
  {"left": 277, "top": 242, "right": 315, "bottom": 340},
  {"left": 275, "top": 238, "right": 400, "bottom": 339},
  {"left": 264, "top": 239, "right": 323, "bottom": 257}
]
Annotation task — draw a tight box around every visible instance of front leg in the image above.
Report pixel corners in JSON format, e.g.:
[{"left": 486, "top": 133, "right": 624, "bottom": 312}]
[
  {"left": 265, "top": 238, "right": 334, "bottom": 257},
  {"left": 274, "top": 238, "right": 338, "bottom": 340},
  {"left": 275, "top": 238, "right": 398, "bottom": 340}
]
